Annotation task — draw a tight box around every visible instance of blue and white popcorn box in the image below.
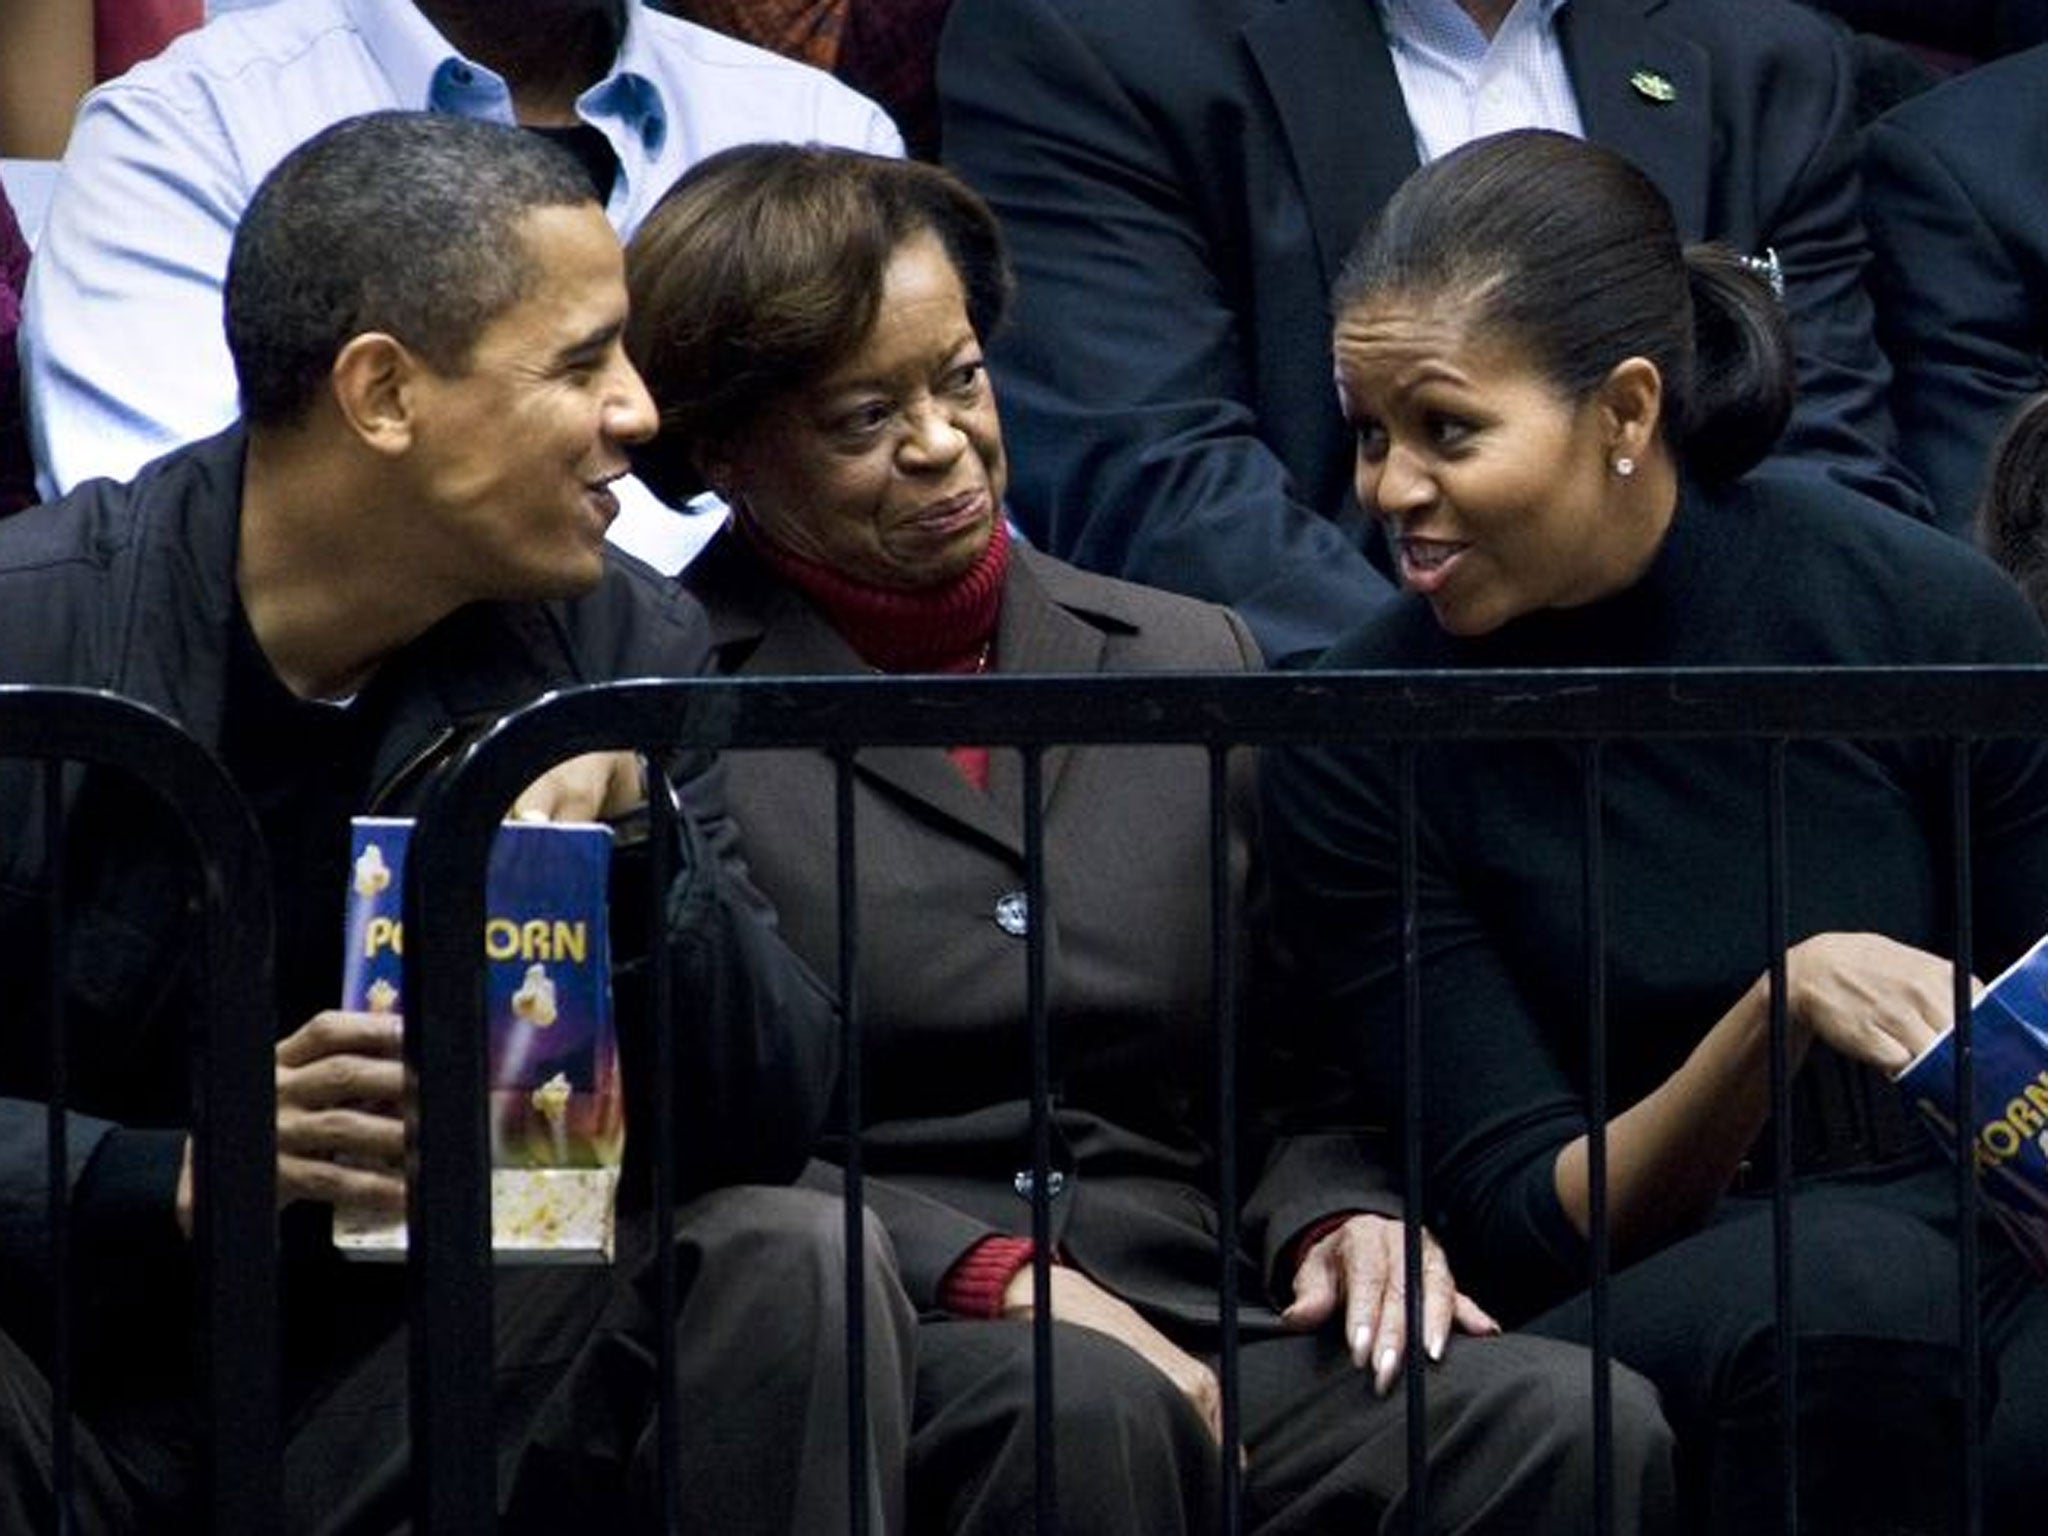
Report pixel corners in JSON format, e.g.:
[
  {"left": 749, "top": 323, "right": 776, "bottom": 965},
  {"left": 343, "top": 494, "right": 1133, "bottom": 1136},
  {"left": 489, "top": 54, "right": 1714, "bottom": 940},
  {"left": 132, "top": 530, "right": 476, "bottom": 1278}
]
[
  {"left": 1896, "top": 934, "right": 2048, "bottom": 1280},
  {"left": 333, "top": 816, "right": 621, "bottom": 1262}
]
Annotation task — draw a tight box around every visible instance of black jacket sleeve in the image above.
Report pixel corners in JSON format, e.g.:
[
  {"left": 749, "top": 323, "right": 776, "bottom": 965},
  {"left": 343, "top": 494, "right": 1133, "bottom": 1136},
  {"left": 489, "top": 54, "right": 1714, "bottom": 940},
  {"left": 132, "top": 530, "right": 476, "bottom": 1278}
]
[{"left": 610, "top": 758, "right": 839, "bottom": 1201}]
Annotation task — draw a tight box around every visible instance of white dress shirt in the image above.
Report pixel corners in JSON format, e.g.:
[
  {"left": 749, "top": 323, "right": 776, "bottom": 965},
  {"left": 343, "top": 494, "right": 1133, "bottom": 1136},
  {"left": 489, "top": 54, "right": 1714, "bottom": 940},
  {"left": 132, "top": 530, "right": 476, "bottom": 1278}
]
[
  {"left": 21, "top": 0, "right": 901, "bottom": 503},
  {"left": 1379, "top": 0, "right": 1584, "bottom": 164}
]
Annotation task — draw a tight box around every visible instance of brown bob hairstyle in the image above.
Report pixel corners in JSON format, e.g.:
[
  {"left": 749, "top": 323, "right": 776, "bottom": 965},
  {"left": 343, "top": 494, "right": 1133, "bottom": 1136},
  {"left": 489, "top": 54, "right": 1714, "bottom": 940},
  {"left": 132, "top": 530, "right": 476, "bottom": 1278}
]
[{"left": 624, "top": 143, "right": 1014, "bottom": 505}]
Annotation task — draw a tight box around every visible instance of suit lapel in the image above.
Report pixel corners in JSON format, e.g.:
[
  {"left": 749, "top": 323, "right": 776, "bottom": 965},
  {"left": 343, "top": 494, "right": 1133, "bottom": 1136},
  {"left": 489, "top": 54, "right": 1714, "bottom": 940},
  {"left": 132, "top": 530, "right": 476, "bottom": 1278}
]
[
  {"left": 1243, "top": 0, "right": 1421, "bottom": 294},
  {"left": 1561, "top": 0, "right": 1711, "bottom": 239},
  {"left": 708, "top": 543, "right": 1124, "bottom": 861},
  {"left": 857, "top": 740, "right": 1023, "bottom": 858},
  {"left": 732, "top": 577, "right": 858, "bottom": 677},
  {"left": 981, "top": 551, "right": 1108, "bottom": 829},
  {"left": 860, "top": 551, "right": 1118, "bottom": 859},
  {"left": 725, "top": 581, "right": 1026, "bottom": 854}
]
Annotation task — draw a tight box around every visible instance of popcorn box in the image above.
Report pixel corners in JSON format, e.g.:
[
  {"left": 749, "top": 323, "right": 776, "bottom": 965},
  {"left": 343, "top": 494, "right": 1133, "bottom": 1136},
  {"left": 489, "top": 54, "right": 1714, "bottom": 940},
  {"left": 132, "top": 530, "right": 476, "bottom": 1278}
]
[
  {"left": 333, "top": 816, "right": 623, "bottom": 1263},
  {"left": 1895, "top": 932, "right": 2048, "bottom": 1280}
]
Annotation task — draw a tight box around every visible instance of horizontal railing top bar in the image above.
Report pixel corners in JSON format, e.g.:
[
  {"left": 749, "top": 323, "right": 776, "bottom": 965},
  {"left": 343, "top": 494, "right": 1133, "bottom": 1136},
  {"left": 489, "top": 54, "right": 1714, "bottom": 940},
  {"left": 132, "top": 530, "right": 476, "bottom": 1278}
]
[
  {"left": 0, "top": 685, "right": 281, "bottom": 1535},
  {"left": 425, "top": 668, "right": 2048, "bottom": 783},
  {"left": 0, "top": 687, "right": 272, "bottom": 826},
  {"left": 408, "top": 663, "right": 2048, "bottom": 999}
]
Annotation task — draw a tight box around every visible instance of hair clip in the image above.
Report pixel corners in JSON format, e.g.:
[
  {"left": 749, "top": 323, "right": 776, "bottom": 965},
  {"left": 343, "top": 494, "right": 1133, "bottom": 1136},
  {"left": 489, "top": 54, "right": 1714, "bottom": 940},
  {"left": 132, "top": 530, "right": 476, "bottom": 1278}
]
[{"left": 1738, "top": 247, "right": 1785, "bottom": 302}]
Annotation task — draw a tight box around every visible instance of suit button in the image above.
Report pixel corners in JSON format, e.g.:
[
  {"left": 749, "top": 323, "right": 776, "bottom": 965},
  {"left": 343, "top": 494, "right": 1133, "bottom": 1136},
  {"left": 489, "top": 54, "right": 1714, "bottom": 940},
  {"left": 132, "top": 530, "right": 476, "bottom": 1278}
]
[
  {"left": 993, "top": 890, "right": 1030, "bottom": 936},
  {"left": 1013, "top": 1169, "right": 1066, "bottom": 1201}
]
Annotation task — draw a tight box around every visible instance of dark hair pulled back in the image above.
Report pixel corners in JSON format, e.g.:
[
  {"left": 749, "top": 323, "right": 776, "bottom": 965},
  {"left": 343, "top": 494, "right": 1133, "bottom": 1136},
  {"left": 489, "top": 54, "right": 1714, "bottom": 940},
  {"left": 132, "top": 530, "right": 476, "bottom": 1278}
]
[
  {"left": 1334, "top": 129, "right": 1793, "bottom": 483},
  {"left": 1976, "top": 391, "right": 2048, "bottom": 621}
]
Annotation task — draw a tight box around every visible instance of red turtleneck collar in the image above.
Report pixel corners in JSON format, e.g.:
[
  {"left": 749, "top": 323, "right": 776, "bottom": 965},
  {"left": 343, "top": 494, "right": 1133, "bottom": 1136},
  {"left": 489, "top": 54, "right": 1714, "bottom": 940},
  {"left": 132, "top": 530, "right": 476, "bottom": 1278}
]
[
  {"left": 744, "top": 515, "right": 1010, "bottom": 675},
  {"left": 743, "top": 517, "right": 1012, "bottom": 788}
]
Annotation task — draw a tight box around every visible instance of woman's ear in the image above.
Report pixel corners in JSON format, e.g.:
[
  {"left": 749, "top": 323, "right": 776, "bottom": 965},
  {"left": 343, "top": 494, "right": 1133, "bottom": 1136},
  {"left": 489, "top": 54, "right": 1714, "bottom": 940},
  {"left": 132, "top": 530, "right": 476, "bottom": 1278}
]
[
  {"left": 329, "top": 332, "right": 418, "bottom": 456},
  {"left": 1599, "top": 356, "right": 1663, "bottom": 465}
]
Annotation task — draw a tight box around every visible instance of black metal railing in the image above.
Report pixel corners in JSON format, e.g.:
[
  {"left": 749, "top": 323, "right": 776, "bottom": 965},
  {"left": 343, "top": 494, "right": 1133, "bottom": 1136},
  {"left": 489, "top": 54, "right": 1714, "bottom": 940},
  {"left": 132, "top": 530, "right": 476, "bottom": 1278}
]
[
  {"left": 397, "top": 664, "right": 2031, "bottom": 1536},
  {"left": 4, "top": 685, "right": 279, "bottom": 1534}
]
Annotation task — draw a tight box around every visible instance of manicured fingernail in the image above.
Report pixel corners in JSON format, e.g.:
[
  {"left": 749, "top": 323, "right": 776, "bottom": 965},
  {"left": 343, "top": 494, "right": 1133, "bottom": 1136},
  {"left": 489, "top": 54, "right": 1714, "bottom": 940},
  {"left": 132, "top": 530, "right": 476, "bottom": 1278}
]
[
  {"left": 1377, "top": 1345, "right": 1399, "bottom": 1379},
  {"left": 1351, "top": 1323, "right": 1372, "bottom": 1361},
  {"left": 1427, "top": 1332, "right": 1445, "bottom": 1363}
]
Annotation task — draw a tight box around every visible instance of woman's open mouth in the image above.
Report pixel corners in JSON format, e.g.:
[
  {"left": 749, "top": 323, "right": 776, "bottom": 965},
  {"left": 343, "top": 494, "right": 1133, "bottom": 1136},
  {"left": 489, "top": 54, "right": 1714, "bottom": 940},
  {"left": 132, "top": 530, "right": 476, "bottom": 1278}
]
[{"left": 1397, "top": 535, "right": 1468, "bottom": 593}]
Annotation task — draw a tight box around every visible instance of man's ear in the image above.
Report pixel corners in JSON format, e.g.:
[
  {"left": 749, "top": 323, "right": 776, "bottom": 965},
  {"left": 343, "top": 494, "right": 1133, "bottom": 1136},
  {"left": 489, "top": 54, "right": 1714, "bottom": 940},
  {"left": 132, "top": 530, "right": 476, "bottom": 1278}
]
[
  {"left": 1599, "top": 356, "right": 1663, "bottom": 464},
  {"left": 329, "top": 333, "right": 419, "bottom": 455}
]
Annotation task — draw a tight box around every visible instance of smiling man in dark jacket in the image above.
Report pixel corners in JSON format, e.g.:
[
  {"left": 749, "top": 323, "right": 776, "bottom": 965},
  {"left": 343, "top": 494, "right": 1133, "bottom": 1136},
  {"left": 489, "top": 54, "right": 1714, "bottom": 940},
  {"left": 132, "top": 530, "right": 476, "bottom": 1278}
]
[{"left": 0, "top": 111, "right": 910, "bottom": 1534}]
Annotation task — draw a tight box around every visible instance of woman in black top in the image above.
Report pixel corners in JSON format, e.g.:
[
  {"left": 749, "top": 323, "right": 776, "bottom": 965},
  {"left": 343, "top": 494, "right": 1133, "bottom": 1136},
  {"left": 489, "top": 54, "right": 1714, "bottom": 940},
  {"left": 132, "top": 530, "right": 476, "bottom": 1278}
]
[{"left": 1266, "top": 129, "right": 2048, "bottom": 1536}]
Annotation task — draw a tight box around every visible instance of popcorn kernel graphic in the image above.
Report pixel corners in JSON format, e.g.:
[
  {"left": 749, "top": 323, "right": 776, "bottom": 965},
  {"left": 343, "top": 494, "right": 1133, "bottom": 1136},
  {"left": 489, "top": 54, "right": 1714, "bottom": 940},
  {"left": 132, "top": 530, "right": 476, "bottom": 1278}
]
[
  {"left": 511, "top": 962, "right": 558, "bottom": 1027},
  {"left": 532, "top": 1071, "right": 572, "bottom": 1123},
  {"left": 532, "top": 1071, "right": 574, "bottom": 1166},
  {"left": 365, "top": 977, "right": 399, "bottom": 1014},
  {"left": 352, "top": 842, "right": 392, "bottom": 898}
]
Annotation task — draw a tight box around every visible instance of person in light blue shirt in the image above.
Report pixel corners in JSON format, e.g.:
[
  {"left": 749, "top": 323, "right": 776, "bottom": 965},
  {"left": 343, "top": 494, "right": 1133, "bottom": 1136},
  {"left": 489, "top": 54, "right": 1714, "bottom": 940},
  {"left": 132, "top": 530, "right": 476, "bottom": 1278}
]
[
  {"left": 1379, "top": 0, "right": 1584, "bottom": 162},
  {"left": 20, "top": 0, "right": 902, "bottom": 499}
]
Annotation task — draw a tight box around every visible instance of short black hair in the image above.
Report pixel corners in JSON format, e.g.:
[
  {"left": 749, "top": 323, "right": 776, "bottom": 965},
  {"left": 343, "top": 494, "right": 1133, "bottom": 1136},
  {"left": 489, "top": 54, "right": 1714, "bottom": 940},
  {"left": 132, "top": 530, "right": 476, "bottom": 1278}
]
[
  {"left": 1336, "top": 129, "right": 1794, "bottom": 484},
  {"left": 225, "top": 111, "right": 598, "bottom": 427},
  {"left": 624, "top": 143, "right": 1013, "bottom": 504}
]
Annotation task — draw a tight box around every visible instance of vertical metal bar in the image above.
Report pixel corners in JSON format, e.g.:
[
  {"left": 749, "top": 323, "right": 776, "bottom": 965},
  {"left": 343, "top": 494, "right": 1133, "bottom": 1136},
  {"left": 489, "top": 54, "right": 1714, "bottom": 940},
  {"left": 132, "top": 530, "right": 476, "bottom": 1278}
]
[
  {"left": 647, "top": 765, "right": 683, "bottom": 1535},
  {"left": 1396, "top": 744, "right": 1429, "bottom": 1532},
  {"left": 22, "top": 721, "right": 280, "bottom": 1536},
  {"left": 42, "top": 762, "right": 76, "bottom": 1536},
  {"left": 190, "top": 786, "right": 282, "bottom": 1536},
  {"left": 1580, "top": 744, "right": 1613, "bottom": 1536},
  {"left": 833, "top": 750, "right": 871, "bottom": 1536},
  {"left": 1948, "top": 742, "right": 1982, "bottom": 1536},
  {"left": 1209, "top": 746, "right": 1243, "bottom": 1534},
  {"left": 1765, "top": 742, "right": 1798, "bottom": 1536},
  {"left": 406, "top": 810, "right": 498, "bottom": 1535},
  {"left": 1022, "top": 746, "right": 1060, "bottom": 1536}
]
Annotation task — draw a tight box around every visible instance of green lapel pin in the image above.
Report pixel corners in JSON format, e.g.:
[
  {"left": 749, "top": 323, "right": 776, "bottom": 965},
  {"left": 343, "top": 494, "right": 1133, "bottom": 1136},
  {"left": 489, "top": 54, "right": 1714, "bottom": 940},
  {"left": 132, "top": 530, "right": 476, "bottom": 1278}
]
[{"left": 1630, "top": 68, "right": 1677, "bottom": 104}]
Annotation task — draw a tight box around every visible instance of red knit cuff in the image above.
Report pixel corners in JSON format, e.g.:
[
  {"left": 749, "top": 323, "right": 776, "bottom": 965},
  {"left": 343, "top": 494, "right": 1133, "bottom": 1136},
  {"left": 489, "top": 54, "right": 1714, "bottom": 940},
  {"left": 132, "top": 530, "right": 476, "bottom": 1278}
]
[
  {"left": 1287, "top": 1211, "right": 1367, "bottom": 1279},
  {"left": 939, "top": 1236, "right": 1038, "bottom": 1318}
]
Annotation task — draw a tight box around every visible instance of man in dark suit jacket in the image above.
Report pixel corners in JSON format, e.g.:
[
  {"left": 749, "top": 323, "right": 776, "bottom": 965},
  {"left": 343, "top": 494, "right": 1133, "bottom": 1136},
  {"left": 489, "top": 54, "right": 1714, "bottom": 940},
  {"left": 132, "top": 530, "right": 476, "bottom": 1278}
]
[
  {"left": 1864, "top": 42, "right": 2048, "bottom": 535},
  {"left": 939, "top": 0, "right": 1923, "bottom": 665}
]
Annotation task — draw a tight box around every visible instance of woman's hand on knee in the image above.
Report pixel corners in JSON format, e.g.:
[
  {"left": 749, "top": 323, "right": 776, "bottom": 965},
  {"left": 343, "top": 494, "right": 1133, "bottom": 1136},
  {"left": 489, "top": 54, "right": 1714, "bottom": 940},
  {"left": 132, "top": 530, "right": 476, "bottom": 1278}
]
[
  {"left": 1002, "top": 1265, "right": 1227, "bottom": 1446},
  {"left": 1280, "top": 1215, "right": 1500, "bottom": 1396}
]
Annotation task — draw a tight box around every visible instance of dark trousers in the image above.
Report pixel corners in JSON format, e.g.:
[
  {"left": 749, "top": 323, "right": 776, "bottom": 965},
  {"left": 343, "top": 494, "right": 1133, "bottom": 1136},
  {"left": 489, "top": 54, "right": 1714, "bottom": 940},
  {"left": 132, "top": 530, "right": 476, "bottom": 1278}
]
[
  {"left": 0, "top": 1325, "right": 158, "bottom": 1534},
  {"left": 1524, "top": 1163, "right": 2048, "bottom": 1536},
  {"left": 909, "top": 1316, "right": 1676, "bottom": 1534},
  {"left": 285, "top": 1183, "right": 917, "bottom": 1535},
  {"left": 3, "top": 1184, "right": 917, "bottom": 1534}
]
